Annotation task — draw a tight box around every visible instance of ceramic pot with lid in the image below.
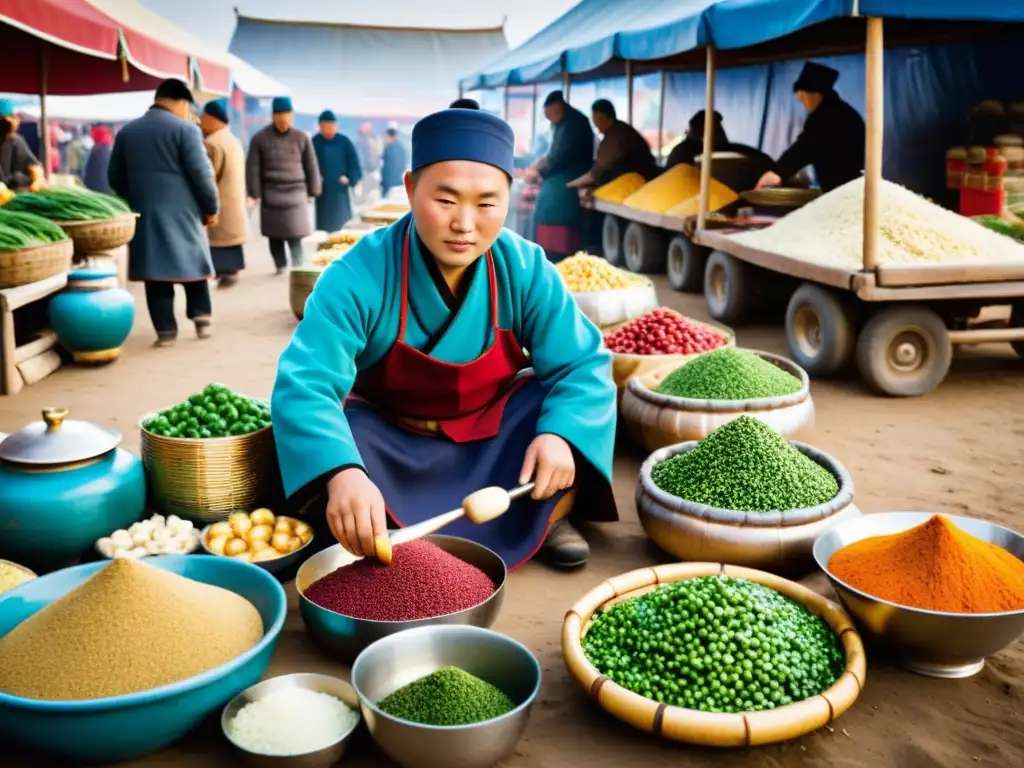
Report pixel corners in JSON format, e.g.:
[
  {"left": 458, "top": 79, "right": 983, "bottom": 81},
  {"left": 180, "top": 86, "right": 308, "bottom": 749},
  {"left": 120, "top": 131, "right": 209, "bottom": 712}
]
[
  {"left": 0, "top": 408, "right": 146, "bottom": 573},
  {"left": 49, "top": 267, "right": 135, "bottom": 365}
]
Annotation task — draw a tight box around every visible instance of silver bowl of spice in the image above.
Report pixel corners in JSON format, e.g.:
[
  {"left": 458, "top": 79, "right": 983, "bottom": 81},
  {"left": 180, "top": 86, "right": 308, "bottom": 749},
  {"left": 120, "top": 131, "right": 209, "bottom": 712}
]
[
  {"left": 295, "top": 534, "right": 506, "bottom": 661},
  {"left": 351, "top": 624, "right": 540, "bottom": 768},
  {"left": 637, "top": 415, "right": 860, "bottom": 576},
  {"left": 814, "top": 511, "right": 1024, "bottom": 679},
  {"left": 221, "top": 672, "right": 362, "bottom": 767}
]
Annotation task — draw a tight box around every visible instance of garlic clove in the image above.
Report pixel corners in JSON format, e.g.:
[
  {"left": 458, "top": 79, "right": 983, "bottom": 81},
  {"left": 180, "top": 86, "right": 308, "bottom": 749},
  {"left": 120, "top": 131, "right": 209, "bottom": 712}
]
[{"left": 110, "top": 530, "right": 133, "bottom": 548}]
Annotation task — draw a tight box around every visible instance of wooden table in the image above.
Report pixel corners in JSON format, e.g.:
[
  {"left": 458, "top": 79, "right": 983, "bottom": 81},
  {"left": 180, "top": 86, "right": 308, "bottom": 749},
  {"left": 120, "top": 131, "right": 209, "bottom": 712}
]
[{"left": 0, "top": 273, "right": 67, "bottom": 396}]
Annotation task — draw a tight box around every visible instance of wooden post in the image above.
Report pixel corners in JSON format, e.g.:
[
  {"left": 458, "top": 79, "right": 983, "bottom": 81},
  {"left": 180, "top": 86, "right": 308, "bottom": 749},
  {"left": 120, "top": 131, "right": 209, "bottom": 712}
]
[
  {"left": 657, "top": 71, "right": 667, "bottom": 158},
  {"left": 626, "top": 60, "right": 634, "bottom": 125},
  {"left": 38, "top": 45, "right": 49, "bottom": 181},
  {"left": 562, "top": 61, "right": 571, "bottom": 103},
  {"left": 697, "top": 46, "right": 717, "bottom": 233},
  {"left": 862, "top": 18, "right": 884, "bottom": 272},
  {"left": 504, "top": 85, "right": 511, "bottom": 121}
]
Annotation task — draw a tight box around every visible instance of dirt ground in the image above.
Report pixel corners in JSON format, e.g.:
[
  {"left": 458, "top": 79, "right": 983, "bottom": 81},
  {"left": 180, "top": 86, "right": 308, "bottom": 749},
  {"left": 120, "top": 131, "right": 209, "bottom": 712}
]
[{"left": 3, "top": 244, "right": 1023, "bottom": 768}]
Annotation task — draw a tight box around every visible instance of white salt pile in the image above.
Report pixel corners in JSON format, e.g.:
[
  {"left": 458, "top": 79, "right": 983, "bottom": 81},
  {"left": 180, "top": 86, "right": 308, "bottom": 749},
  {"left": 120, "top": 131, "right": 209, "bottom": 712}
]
[
  {"left": 729, "top": 177, "right": 1024, "bottom": 268},
  {"left": 227, "top": 687, "right": 359, "bottom": 755}
]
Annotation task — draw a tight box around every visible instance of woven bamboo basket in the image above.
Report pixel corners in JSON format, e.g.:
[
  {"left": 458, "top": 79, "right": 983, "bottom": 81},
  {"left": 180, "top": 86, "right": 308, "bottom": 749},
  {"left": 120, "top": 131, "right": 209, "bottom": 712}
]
[
  {"left": 139, "top": 404, "right": 277, "bottom": 523},
  {"left": 290, "top": 268, "right": 323, "bottom": 320},
  {"left": 0, "top": 239, "right": 73, "bottom": 288},
  {"left": 562, "top": 563, "right": 866, "bottom": 747},
  {"left": 636, "top": 440, "right": 860, "bottom": 575},
  {"left": 53, "top": 214, "right": 137, "bottom": 254},
  {"left": 604, "top": 311, "right": 735, "bottom": 396},
  {"left": 621, "top": 350, "right": 814, "bottom": 450}
]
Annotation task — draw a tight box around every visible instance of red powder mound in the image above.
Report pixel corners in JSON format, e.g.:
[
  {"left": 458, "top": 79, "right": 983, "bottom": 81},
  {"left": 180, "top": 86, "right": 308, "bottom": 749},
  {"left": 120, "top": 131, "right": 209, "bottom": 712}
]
[{"left": 304, "top": 539, "right": 497, "bottom": 621}]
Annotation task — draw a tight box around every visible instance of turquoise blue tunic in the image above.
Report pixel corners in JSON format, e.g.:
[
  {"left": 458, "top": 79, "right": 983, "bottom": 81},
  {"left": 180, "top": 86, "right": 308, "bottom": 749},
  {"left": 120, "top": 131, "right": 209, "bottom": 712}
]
[{"left": 271, "top": 214, "right": 617, "bottom": 506}]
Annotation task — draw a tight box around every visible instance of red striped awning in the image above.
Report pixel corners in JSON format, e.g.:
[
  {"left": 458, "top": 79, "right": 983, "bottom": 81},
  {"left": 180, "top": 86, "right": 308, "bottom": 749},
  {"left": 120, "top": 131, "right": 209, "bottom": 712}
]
[{"left": 0, "top": 0, "right": 230, "bottom": 95}]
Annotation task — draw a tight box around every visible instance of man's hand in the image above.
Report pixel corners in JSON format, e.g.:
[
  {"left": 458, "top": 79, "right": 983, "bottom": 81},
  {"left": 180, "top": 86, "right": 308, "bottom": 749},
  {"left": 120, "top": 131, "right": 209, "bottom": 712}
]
[
  {"left": 519, "top": 434, "right": 575, "bottom": 500},
  {"left": 340, "top": 175, "right": 349, "bottom": 185},
  {"left": 326, "top": 467, "right": 388, "bottom": 558},
  {"left": 204, "top": 213, "right": 218, "bottom": 227},
  {"left": 756, "top": 171, "right": 782, "bottom": 189},
  {"left": 247, "top": 197, "right": 258, "bottom": 207}
]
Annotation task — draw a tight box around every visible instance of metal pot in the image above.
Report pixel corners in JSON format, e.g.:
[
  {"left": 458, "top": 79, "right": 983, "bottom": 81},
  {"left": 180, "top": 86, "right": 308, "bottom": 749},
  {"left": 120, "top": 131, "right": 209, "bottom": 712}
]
[
  {"left": 0, "top": 408, "right": 146, "bottom": 573},
  {"left": 636, "top": 440, "right": 861, "bottom": 576}
]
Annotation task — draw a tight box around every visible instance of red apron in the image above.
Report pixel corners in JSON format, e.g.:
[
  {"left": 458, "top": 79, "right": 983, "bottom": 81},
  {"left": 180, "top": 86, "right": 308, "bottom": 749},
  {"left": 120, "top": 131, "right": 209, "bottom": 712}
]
[{"left": 351, "top": 225, "right": 532, "bottom": 441}]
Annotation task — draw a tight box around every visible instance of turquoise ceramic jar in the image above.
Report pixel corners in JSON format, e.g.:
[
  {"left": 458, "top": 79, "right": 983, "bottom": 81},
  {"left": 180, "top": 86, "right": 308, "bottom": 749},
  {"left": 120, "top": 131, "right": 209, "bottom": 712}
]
[
  {"left": 0, "top": 408, "right": 146, "bottom": 573},
  {"left": 49, "top": 268, "right": 135, "bottom": 364}
]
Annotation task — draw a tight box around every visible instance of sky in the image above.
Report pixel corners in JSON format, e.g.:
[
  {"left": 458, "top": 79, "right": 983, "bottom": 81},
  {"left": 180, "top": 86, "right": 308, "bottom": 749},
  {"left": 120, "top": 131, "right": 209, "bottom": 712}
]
[{"left": 139, "top": 0, "right": 583, "bottom": 50}]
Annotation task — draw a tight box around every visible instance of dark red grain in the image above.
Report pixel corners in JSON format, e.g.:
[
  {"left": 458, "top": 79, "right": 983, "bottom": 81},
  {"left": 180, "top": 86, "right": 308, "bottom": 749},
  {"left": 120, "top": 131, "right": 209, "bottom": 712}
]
[{"left": 303, "top": 540, "right": 496, "bottom": 621}]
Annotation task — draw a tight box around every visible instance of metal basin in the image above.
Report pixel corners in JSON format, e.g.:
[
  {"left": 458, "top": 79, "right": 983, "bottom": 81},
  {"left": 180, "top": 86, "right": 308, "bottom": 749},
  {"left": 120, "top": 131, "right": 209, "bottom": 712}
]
[
  {"left": 813, "top": 511, "right": 1024, "bottom": 678},
  {"left": 295, "top": 534, "right": 506, "bottom": 662},
  {"left": 351, "top": 625, "right": 540, "bottom": 768},
  {"left": 220, "top": 673, "right": 361, "bottom": 767}
]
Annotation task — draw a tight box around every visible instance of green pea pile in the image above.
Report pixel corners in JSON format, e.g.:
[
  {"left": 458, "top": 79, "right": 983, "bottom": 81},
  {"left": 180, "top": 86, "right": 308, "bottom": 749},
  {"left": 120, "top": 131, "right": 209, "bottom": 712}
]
[
  {"left": 584, "top": 576, "right": 844, "bottom": 713},
  {"left": 143, "top": 383, "right": 271, "bottom": 439},
  {"left": 651, "top": 415, "right": 838, "bottom": 511},
  {"left": 377, "top": 667, "right": 516, "bottom": 726},
  {"left": 654, "top": 349, "right": 802, "bottom": 400}
]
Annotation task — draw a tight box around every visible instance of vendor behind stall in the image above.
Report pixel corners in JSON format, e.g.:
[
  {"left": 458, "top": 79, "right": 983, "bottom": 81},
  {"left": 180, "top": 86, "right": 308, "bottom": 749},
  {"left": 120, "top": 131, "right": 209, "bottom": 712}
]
[
  {"left": 0, "top": 99, "right": 45, "bottom": 191},
  {"left": 271, "top": 108, "right": 618, "bottom": 570},
  {"left": 666, "top": 110, "right": 730, "bottom": 170},
  {"left": 567, "top": 99, "right": 660, "bottom": 190},
  {"left": 533, "top": 91, "right": 594, "bottom": 261},
  {"left": 757, "top": 62, "right": 865, "bottom": 192}
]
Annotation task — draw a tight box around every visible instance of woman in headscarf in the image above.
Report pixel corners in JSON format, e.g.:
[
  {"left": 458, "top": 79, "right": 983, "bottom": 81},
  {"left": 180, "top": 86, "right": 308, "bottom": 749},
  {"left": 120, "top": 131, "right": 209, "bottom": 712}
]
[{"left": 83, "top": 124, "right": 115, "bottom": 194}]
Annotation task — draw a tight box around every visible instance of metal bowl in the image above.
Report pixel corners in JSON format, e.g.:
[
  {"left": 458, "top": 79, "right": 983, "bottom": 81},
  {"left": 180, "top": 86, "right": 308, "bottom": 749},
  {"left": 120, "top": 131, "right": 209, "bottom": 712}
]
[
  {"left": 351, "top": 625, "right": 540, "bottom": 768},
  {"left": 199, "top": 520, "right": 314, "bottom": 575},
  {"left": 813, "top": 511, "right": 1024, "bottom": 678},
  {"left": 296, "top": 534, "right": 506, "bottom": 662},
  {"left": 221, "top": 673, "right": 362, "bottom": 767}
]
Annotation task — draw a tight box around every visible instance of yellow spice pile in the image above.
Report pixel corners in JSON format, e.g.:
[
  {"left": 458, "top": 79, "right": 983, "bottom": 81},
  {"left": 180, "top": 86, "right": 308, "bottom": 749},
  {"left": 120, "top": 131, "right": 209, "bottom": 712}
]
[
  {"left": 556, "top": 252, "right": 649, "bottom": 292},
  {"left": 0, "top": 559, "right": 263, "bottom": 701}
]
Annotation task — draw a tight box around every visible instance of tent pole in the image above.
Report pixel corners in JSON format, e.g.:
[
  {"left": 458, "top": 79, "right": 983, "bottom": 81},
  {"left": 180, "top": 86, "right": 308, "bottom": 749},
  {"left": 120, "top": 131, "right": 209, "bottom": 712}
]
[
  {"left": 504, "top": 85, "right": 511, "bottom": 121},
  {"left": 562, "top": 60, "right": 571, "bottom": 103},
  {"left": 697, "top": 46, "right": 717, "bottom": 233},
  {"left": 458, "top": 83, "right": 465, "bottom": 99},
  {"left": 38, "top": 45, "right": 49, "bottom": 181},
  {"left": 657, "top": 71, "right": 666, "bottom": 159},
  {"left": 626, "top": 60, "right": 634, "bottom": 125},
  {"left": 862, "top": 17, "right": 883, "bottom": 272},
  {"left": 531, "top": 83, "right": 539, "bottom": 149}
]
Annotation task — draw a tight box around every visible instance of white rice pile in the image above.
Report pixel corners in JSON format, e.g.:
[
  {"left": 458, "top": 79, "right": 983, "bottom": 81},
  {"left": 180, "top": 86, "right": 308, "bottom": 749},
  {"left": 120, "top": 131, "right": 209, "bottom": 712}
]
[
  {"left": 227, "top": 687, "right": 359, "bottom": 756},
  {"left": 729, "top": 177, "right": 1024, "bottom": 268}
]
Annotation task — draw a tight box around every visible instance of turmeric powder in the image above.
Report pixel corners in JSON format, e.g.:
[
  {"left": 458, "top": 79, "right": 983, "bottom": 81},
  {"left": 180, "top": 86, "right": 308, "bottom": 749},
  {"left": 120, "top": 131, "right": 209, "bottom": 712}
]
[{"left": 828, "top": 515, "right": 1024, "bottom": 613}]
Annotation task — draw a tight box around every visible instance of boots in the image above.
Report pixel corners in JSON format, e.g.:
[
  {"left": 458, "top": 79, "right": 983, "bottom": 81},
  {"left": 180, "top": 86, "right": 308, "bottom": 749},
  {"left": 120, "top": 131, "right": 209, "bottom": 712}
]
[{"left": 538, "top": 519, "right": 589, "bottom": 568}]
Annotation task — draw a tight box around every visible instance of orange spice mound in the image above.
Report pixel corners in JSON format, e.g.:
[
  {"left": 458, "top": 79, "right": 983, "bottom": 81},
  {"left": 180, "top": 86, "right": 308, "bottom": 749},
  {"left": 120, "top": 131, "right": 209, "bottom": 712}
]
[{"left": 828, "top": 515, "right": 1024, "bottom": 613}]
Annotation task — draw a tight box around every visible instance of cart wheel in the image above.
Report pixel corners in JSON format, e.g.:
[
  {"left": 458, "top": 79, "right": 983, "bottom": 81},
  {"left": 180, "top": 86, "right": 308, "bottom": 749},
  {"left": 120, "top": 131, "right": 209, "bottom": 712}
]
[
  {"left": 855, "top": 306, "right": 952, "bottom": 397},
  {"left": 703, "top": 250, "right": 752, "bottom": 324},
  {"left": 667, "top": 235, "right": 708, "bottom": 293},
  {"left": 785, "top": 283, "right": 857, "bottom": 377},
  {"left": 623, "top": 222, "right": 667, "bottom": 274},
  {"left": 1010, "top": 302, "right": 1024, "bottom": 357},
  {"left": 602, "top": 215, "right": 624, "bottom": 266}
]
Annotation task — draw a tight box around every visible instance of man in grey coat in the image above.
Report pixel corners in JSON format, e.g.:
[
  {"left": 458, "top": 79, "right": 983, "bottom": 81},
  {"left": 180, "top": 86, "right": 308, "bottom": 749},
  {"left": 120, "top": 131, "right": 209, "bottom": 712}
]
[
  {"left": 246, "top": 96, "right": 322, "bottom": 274},
  {"left": 109, "top": 79, "right": 219, "bottom": 346}
]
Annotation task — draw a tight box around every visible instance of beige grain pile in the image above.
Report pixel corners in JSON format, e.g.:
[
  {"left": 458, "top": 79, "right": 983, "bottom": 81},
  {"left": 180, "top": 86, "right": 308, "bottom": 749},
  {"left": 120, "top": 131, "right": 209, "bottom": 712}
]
[
  {"left": 729, "top": 177, "right": 1024, "bottom": 268},
  {"left": 0, "top": 559, "right": 263, "bottom": 701}
]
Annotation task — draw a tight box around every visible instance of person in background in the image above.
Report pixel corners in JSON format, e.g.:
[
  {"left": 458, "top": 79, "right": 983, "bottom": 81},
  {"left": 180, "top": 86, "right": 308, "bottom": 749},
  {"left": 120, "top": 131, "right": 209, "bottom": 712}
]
[
  {"left": 665, "top": 110, "right": 730, "bottom": 170},
  {"left": 83, "top": 124, "right": 114, "bottom": 194},
  {"left": 567, "top": 99, "right": 660, "bottom": 189},
  {"left": 449, "top": 98, "right": 480, "bottom": 109},
  {"left": 312, "top": 110, "right": 363, "bottom": 232},
  {"left": 380, "top": 127, "right": 407, "bottom": 198},
  {"left": 108, "top": 79, "right": 218, "bottom": 347},
  {"left": 532, "top": 90, "right": 594, "bottom": 262},
  {"left": 355, "top": 122, "right": 380, "bottom": 206},
  {"left": 271, "top": 108, "right": 617, "bottom": 571},
  {"left": 0, "top": 98, "right": 45, "bottom": 191},
  {"left": 201, "top": 99, "right": 248, "bottom": 289},
  {"left": 757, "top": 62, "right": 865, "bottom": 193},
  {"left": 246, "top": 96, "right": 322, "bottom": 274}
]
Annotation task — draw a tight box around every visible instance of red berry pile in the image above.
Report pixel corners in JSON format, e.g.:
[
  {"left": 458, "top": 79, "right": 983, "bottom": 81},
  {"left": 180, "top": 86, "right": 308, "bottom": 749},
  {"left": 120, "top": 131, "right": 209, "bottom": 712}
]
[{"left": 604, "top": 308, "right": 727, "bottom": 356}]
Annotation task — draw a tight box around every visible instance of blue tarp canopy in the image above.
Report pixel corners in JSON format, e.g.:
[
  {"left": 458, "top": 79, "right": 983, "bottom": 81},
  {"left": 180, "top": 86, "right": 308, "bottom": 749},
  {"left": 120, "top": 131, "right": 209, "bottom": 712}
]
[{"left": 461, "top": 0, "right": 1024, "bottom": 90}]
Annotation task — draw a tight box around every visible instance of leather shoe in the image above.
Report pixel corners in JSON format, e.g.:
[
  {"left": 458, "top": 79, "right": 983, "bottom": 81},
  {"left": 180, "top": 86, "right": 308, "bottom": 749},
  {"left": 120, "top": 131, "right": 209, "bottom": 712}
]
[{"left": 538, "top": 520, "right": 589, "bottom": 568}]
